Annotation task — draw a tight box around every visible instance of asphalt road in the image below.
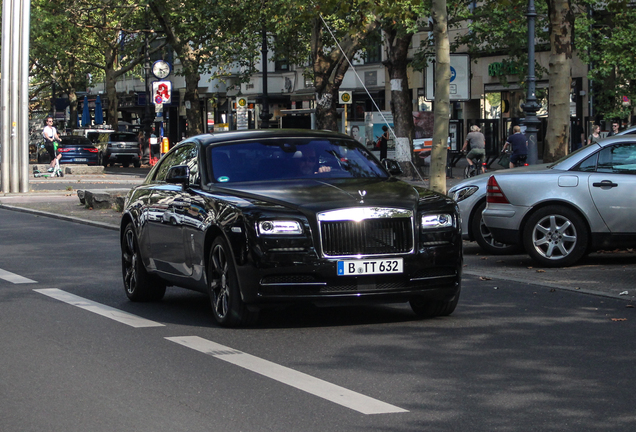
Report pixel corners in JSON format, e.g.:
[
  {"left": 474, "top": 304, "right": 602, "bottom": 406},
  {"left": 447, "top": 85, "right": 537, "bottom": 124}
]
[{"left": 1, "top": 209, "right": 635, "bottom": 432}]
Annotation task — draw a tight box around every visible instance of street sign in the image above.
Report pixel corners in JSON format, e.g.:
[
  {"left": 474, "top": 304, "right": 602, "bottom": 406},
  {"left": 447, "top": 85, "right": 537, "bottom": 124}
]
[
  {"left": 152, "top": 81, "right": 172, "bottom": 104},
  {"left": 339, "top": 91, "right": 352, "bottom": 104},
  {"left": 236, "top": 97, "right": 249, "bottom": 130}
]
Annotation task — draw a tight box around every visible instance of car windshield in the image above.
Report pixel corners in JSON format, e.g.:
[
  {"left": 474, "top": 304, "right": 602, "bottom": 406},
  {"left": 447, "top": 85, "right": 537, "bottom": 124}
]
[
  {"left": 110, "top": 133, "right": 136, "bottom": 141},
  {"left": 208, "top": 138, "right": 388, "bottom": 183}
]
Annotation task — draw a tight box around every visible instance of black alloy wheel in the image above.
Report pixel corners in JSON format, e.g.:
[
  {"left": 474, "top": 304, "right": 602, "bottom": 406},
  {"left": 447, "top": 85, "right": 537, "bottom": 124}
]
[
  {"left": 121, "top": 222, "right": 166, "bottom": 301},
  {"left": 471, "top": 201, "right": 520, "bottom": 255},
  {"left": 208, "top": 237, "right": 258, "bottom": 327}
]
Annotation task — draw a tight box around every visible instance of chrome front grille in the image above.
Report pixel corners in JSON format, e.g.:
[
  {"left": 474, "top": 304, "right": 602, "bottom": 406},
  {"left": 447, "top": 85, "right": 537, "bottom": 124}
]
[{"left": 318, "top": 207, "right": 414, "bottom": 257}]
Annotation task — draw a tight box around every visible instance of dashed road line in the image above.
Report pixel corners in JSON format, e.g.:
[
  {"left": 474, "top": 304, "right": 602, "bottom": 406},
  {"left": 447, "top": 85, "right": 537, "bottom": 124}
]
[
  {"left": 166, "top": 335, "right": 408, "bottom": 415},
  {"left": 0, "top": 268, "right": 36, "bottom": 284},
  {"left": 34, "top": 288, "right": 164, "bottom": 328}
]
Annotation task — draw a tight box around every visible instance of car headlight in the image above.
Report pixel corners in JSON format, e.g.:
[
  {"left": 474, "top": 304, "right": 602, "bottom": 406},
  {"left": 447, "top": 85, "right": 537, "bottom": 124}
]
[
  {"left": 449, "top": 185, "right": 479, "bottom": 203},
  {"left": 421, "top": 214, "right": 454, "bottom": 230},
  {"left": 258, "top": 220, "right": 303, "bottom": 235}
]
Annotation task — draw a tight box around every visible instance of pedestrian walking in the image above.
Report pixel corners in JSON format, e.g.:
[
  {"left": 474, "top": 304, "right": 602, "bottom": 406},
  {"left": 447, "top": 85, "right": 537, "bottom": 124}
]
[
  {"left": 571, "top": 118, "right": 585, "bottom": 151},
  {"left": 379, "top": 125, "right": 390, "bottom": 160},
  {"left": 587, "top": 124, "right": 601, "bottom": 146},
  {"left": 607, "top": 121, "right": 620, "bottom": 137}
]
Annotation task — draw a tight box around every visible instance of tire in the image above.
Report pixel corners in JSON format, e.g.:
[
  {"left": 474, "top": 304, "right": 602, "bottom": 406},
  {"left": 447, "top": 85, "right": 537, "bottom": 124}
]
[
  {"left": 410, "top": 290, "right": 460, "bottom": 318},
  {"left": 103, "top": 156, "right": 109, "bottom": 167},
  {"left": 522, "top": 205, "right": 588, "bottom": 267},
  {"left": 121, "top": 222, "right": 166, "bottom": 301},
  {"left": 207, "top": 237, "right": 258, "bottom": 327},
  {"left": 133, "top": 159, "right": 141, "bottom": 168},
  {"left": 471, "top": 201, "right": 520, "bottom": 255}
]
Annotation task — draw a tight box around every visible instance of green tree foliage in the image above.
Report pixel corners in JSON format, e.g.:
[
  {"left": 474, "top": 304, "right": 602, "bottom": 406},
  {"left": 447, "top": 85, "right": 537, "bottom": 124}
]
[
  {"left": 30, "top": 0, "right": 98, "bottom": 126},
  {"left": 576, "top": 1, "right": 636, "bottom": 121},
  {"left": 62, "top": 0, "right": 165, "bottom": 126}
]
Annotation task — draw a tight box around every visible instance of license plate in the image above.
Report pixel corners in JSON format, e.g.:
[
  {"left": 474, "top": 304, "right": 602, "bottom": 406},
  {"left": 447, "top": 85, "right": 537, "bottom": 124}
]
[
  {"left": 74, "top": 158, "right": 87, "bottom": 162},
  {"left": 337, "top": 258, "right": 403, "bottom": 276}
]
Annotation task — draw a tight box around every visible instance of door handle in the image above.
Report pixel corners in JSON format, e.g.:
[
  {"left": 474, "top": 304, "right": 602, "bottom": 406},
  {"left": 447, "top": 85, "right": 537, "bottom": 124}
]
[{"left": 592, "top": 180, "right": 618, "bottom": 188}]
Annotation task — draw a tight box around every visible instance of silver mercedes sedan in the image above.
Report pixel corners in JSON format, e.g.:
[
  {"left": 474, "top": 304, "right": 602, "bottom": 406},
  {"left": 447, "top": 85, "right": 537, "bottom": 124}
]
[
  {"left": 448, "top": 173, "right": 520, "bottom": 255},
  {"left": 483, "top": 136, "right": 636, "bottom": 267}
]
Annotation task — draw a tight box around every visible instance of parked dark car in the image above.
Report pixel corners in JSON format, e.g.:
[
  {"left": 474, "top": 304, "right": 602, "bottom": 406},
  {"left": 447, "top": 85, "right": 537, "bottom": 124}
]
[
  {"left": 37, "top": 135, "right": 100, "bottom": 165},
  {"left": 120, "top": 129, "right": 462, "bottom": 327},
  {"left": 96, "top": 132, "right": 141, "bottom": 167}
]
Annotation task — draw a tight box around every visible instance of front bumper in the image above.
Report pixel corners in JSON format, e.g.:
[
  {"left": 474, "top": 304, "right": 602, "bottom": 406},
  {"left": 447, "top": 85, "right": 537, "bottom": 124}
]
[{"left": 236, "top": 245, "right": 462, "bottom": 305}]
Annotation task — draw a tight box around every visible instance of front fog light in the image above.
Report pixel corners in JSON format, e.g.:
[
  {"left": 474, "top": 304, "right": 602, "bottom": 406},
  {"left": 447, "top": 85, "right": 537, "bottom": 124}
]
[
  {"left": 258, "top": 220, "right": 303, "bottom": 235},
  {"left": 421, "top": 214, "right": 454, "bottom": 229}
]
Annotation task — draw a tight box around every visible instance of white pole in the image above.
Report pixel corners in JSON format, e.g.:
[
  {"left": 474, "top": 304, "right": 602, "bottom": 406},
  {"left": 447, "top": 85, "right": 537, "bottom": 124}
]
[
  {"left": 10, "top": 0, "right": 21, "bottom": 192},
  {"left": 1, "top": 0, "right": 13, "bottom": 193},
  {"left": 19, "top": 0, "right": 31, "bottom": 192}
]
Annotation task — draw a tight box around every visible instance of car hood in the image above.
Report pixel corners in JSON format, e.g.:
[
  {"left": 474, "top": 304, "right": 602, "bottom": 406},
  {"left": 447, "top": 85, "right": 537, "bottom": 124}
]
[{"left": 212, "top": 178, "right": 447, "bottom": 212}]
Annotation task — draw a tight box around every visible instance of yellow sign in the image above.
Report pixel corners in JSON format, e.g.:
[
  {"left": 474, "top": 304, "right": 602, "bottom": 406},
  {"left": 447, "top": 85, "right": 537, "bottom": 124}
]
[
  {"left": 237, "top": 97, "right": 247, "bottom": 107},
  {"left": 339, "top": 91, "right": 352, "bottom": 104}
]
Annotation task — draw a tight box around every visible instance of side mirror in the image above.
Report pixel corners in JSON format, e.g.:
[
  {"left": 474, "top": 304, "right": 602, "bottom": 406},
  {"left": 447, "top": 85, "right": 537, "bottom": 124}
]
[
  {"left": 382, "top": 159, "right": 403, "bottom": 176},
  {"left": 166, "top": 165, "right": 190, "bottom": 186}
]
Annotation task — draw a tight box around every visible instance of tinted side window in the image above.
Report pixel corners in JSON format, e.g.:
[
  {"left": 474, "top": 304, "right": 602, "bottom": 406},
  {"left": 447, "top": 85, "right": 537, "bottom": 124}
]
[
  {"left": 598, "top": 143, "right": 636, "bottom": 174},
  {"left": 152, "top": 144, "right": 198, "bottom": 183},
  {"left": 577, "top": 153, "right": 598, "bottom": 172}
]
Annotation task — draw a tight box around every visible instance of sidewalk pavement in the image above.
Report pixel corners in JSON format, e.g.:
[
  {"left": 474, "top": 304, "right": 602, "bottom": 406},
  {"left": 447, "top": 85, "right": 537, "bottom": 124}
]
[{"left": 1, "top": 163, "right": 635, "bottom": 303}]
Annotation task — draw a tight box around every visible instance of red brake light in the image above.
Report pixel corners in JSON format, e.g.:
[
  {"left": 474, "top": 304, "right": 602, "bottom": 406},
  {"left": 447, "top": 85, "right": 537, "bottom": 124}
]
[
  {"left": 86, "top": 148, "right": 98, "bottom": 153},
  {"left": 58, "top": 148, "right": 71, "bottom": 153},
  {"left": 486, "top": 175, "right": 510, "bottom": 204}
]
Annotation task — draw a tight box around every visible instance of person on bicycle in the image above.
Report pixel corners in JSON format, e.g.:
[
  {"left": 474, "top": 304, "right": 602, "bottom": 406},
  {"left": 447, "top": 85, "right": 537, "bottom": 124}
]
[
  {"left": 502, "top": 125, "right": 528, "bottom": 168},
  {"left": 462, "top": 125, "right": 486, "bottom": 170},
  {"left": 42, "top": 116, "right": 62, "bottom": 172}
]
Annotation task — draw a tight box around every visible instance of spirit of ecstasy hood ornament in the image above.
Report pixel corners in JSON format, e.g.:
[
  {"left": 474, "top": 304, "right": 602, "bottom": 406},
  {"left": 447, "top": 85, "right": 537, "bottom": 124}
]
[{"left": 358, "top": 190, "right": 367, "bottom": 203}]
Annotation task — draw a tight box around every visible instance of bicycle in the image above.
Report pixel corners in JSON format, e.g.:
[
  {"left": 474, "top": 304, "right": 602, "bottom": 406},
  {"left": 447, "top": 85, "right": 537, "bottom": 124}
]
[
  {"left": 499, "top": 149, "right": 528, "bottom": 168},
  {"left": 463, "top": 154, "right": 486, "bottom": 178}
]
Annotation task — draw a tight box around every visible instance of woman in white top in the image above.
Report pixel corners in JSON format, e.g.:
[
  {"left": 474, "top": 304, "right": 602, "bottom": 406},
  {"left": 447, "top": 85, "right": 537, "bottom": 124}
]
[{"left": 42, "top": 116, "right": 62, "bottom": 171}]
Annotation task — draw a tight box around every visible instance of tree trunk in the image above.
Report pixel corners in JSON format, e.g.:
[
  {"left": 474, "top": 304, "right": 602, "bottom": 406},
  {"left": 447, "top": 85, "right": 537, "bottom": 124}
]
[
  {"left": 545, "top": 0, "right": 573, "bottom": 162},
  {"left": 104, "top": 46, "right": 118, "bottom": 128},
  {"left": 68, "top": 90, "right": 79, "bottom": 129},
  {"left": 310, "top": 17, "right": 376, "bottom": 131},
  {"left": 185, "top": 71, "right": 203, "bottom": 136},
  {"left": 384, "top": 31, "right": 416, "bottom": 178},
  {"left": 312, "top": 18, "right": 339, "bottom": 131},
  {"left": 430, "top": 0, "right": 451, "bottom": 194}
]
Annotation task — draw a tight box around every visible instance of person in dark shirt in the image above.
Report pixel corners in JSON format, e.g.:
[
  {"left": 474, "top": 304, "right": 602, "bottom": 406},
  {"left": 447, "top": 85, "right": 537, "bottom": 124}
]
[
  {"left": 607, "top": 121, "right": 620, "bottom": 137},
  {"left": 502, "top": 125, "right": 528, "bottom": 168}
]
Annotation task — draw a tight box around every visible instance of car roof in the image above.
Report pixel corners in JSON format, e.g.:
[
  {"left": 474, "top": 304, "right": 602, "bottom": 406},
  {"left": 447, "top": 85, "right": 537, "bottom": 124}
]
[
  {"left": 616, "top": 125, "right": 636, "bottom": 136},
  {"left": 60, "top": 136, "right": 92, "bottom": 144},
  {"left": 193, "top": 129, "right": 355, "bottom": 147},
  {"left": 596, "top": 135, "right": 636, "bottom": 147}
]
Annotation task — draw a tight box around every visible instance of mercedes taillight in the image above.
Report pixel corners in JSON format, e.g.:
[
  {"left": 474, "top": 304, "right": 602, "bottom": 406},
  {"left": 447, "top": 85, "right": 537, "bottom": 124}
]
[{"left": 486, "top": 176, "right": 510, "bottom": 204}]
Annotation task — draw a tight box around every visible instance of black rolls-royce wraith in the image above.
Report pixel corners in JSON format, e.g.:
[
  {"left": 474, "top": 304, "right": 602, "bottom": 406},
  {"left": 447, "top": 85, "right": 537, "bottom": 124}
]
[{"left": 120, "top": 129, "right": 462, "bottom": 326}]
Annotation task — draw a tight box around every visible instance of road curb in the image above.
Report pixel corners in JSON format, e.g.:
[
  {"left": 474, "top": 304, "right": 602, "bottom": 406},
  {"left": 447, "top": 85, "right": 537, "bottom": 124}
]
[
  {"left": 464, "top": 270, "right": 635, "bottom": 302},
  {"left": 0, "top": 203, "right": 119, "bottom": 231}
]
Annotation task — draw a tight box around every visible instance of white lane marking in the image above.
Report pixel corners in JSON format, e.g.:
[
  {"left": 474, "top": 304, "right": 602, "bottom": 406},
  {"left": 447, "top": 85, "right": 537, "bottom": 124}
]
[
  {"left": 166, "top": 335, "right": 408, "bottom": 415},
  {"left": 0, "top": 268, "right": 36, "bottom": 284},
  {"left": 34, "top": 288, "right": 165, "bottom": 328}
]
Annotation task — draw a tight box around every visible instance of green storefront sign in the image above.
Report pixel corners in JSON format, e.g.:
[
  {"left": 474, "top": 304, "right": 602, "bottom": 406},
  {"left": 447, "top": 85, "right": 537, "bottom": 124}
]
[{"left": 488, "top": 61, "right": 520, "bottom": 77}]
